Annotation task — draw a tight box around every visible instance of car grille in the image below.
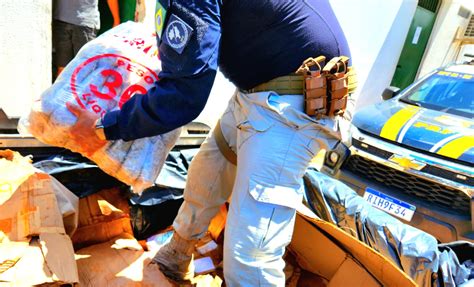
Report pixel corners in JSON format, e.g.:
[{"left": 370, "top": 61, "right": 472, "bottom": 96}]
[
  {"left": 344, "top": 155, "right": 471, "bottom": 215},
  {"left": 352, "top": 138, "right": 474, "bottom": 185}
]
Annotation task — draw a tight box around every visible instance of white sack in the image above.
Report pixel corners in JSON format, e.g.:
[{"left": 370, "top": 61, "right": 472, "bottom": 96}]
[{"left": 19, "top": 22, "right": 181, "bottom": 194}]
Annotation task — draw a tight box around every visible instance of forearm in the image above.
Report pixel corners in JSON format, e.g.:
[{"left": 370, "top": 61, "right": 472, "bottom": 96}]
[
  {"left": 102, "top": 0, "right": 222, "bottom": 141},
  {"left": 102, "top": 69, "right": 217, "bottom": 141},
  {"left": 135, "top": 0, "right": 146, "bottom": 22},
  {"left": 107, "top": 0, "right": 120, "bottom": 26}
]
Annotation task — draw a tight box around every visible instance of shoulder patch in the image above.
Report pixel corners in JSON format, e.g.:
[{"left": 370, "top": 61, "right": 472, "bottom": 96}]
[
  {"left": 162, "top": 14, "right": 194, "bottom": 54},
  {"left": 155, "top": 3, "right": 167, "bottom": 38}
]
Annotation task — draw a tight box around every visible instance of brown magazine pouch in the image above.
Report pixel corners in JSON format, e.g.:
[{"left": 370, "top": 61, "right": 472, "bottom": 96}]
[
  {"left": 296, "top": 56, "right": 327, "bottom": 117},
  {"left": 322, "top": 56, "right": 349, "bottom": 117}
]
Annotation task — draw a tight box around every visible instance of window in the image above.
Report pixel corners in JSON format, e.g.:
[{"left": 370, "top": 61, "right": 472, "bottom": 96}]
[{"left": 401, "top": 71, "right": 474, "bottom": 118}]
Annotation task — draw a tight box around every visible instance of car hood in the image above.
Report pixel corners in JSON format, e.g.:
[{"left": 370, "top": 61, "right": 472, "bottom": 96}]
[{"left": 352, "top": 99, "right": 474, "bottom": 165}]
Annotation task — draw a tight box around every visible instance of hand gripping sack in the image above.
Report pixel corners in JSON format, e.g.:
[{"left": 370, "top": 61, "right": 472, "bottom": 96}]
[{"left": 18, "top": 22, "right": 181, "bottom": 194}]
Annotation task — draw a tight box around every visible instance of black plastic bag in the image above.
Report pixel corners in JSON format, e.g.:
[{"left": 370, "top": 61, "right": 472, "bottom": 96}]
[
  {"left": 128, "top": 149, "right": 198, "bottom": 240},
  {"left": 129, "top": 186, "right": 184, "bottom": 240},
  {"left": 303, "top": 168, "right": 473, "bottom": 286}
]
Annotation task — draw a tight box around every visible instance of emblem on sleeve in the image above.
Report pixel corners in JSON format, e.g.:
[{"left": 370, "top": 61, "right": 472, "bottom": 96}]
[
  {"left": 163, "top": 14, "right": 194, "bottom": 54},
  {"left": 155, "top": 8, "right": 164, "bottom": 37}
]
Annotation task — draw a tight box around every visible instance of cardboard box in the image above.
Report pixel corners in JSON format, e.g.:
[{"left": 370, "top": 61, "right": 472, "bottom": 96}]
[
  {"left": 0, "top": 150, "right": 79, "bottom": 285},
  {"left": 290, "top": 214, "right": 416, "bottom": 286},
  {"left": 75, "top": 233, "right": 173, "bottom": 287},
  {"left": 72, "top": 187, "right": 133, "bottom": 250}
]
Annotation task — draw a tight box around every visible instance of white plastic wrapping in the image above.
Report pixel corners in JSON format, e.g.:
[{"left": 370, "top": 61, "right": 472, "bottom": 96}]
[{"left": 18, "top": 22, "right": 181, "bottom": 194}]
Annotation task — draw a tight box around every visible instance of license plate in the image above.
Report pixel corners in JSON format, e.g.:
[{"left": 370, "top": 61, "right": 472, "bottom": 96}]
[{"left": 363, "top": 187, "right": 416, "bottom": 222}]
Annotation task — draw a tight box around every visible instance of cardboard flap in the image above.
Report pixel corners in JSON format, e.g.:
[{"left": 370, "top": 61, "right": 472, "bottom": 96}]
[
  {"left": 0, "top": 151, "right": 36, "bottom": 206},
  {"left": 295, "top": 214, "right": 416, "bottom": 286},
  {"left": 328, "top": 257, "right": 381, "bottom": 287},
  {"left": 39, "top": 233, "right": 79, "bottom": 283},
  {"left": 0, "top": 236, "right": 78, "bottom": 285},
  {"left": 0, "top": 151, "right": 79, "bottom": 285},
  {"left": 0, "top": 239, "right": 54, "bottom": 285},
  {"left": 76, "top": 234, "right": 173, "bottom": 287},
  {"left": 291, "top": 214, "right": 347, "bottom": 279}
]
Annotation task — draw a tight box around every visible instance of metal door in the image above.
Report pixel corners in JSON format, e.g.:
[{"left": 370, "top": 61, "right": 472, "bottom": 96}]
[{"left": 391, "top": 1, "right": 439, "bottom": 90}]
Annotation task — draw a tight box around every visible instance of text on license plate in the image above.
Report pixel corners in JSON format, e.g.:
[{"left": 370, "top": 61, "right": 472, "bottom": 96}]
[{"left": 363, "top": 187, "right": 416, "bottom": 222}]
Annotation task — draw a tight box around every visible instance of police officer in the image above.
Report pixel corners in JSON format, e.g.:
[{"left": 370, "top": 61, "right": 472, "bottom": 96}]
[{"left": 67, "top": 0, "right": 352, "bottom": 285}]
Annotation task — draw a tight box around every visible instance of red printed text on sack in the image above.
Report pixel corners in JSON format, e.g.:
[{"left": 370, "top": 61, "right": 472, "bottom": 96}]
[{"left": 70, "top": 54, "right": 159, "bottom": 117}]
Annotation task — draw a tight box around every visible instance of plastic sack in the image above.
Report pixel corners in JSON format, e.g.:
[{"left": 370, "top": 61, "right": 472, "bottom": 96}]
[
  {"left": 129, "top": 149, "right": 198, "bottom": 240},
  {"left": 18, "top": 22, "right": 181, "bottom": 193},
  {"left": 129, "top": 188, "right": 184, "bottom": 240},
  {"left": 303, "top": 169, "right": 474, "bottom": 287}
]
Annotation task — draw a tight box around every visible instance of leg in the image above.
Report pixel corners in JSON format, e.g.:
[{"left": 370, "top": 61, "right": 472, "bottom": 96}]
[
  {"left": 71, "top": 25, "right": 96, "bottom": 56},
  {"left": 53, "top": 20, "right": 73, "bottom": 77},
  {"left": 223, "top": 92, "right": 338, "bottom": 286},
  {"left": 173, "top": 106, "right": 237, "bottom": 240},
  {"left": 153, "top": 100, "right": 238, "bottom": 282}
]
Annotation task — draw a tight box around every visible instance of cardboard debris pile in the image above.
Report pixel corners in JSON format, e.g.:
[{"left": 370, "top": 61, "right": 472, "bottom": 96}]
[
  {"left": 0, "top": 150, "right": 223, "bottom": 286},
  {"left": 0, "top": 150, "right": 79, "bottom": 286},
  {"left": 0, "top": 150, "right": 417, "bottom": 286}
]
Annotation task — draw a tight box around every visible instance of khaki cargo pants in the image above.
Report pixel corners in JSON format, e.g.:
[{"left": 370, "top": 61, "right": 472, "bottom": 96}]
[{"left": 173, "top": 90, "right": 340, "bottom": 286}]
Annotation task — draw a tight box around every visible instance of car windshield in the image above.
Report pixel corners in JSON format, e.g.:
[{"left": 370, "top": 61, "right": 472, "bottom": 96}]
[{"left": 401, "top": 70, "right": 473, "bottom": 118}]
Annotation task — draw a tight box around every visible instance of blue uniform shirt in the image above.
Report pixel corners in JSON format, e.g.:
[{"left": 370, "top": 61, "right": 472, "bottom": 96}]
[{"left": 103, "top": 0, "right": 350, "bottom": 141}]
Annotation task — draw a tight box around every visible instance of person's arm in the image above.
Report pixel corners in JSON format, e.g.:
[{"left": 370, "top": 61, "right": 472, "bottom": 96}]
[
  {"left": 102, "top": 0, "right": 222, "bottom": 141},
  {"left": 67, "top": 0, "right": 221, "bottom": 155},
  {"left": 107, "top": 0, "right": 120, "bottom": 27},
  {"left": 134, "top": 0, "right": 146, "bottom": 22}
]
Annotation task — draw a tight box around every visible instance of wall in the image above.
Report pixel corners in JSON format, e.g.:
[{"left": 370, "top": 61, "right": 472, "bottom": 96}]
[
  {"left": 458, "top": 44, "right": 474, "bottom": 62},
  {"left": 0, "top": 0, "right": 52, "bottom": 119},
  {"left": 329, "top": 0, "right": 418, "bottom": 111},
  {"left": 417, "top": 0, "right": 474, "bottom": 77}
]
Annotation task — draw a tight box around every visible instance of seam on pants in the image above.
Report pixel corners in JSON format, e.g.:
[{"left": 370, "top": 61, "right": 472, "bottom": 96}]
[
  {"left": 181, "top": 136, "right": 230, "bottom": 236},
  {"left": 256, "top": 205, "right": 279, "bottom": 286},
  {"left": 276, "top": 130, "right": 297, "bottom": 182},
  {"left": 259, "top": 207, "right": 276, "bottom": 249},
  {"left": 203, "top": 137, "right": 230, "bottom": 201}
]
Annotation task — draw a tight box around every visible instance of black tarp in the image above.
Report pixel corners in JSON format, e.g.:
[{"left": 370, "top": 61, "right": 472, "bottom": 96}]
[
  {"left": 35, "top": 149, "right": 197, "bottom": 240},
  {"left": 127, "top": 149, "right": 198, "bottom": 239},
  {"left": 33, "top": 154, "right": 128, "bottom": 198},
  {"left": 303, "top": 168, "right": 473, "bottom": 286}
]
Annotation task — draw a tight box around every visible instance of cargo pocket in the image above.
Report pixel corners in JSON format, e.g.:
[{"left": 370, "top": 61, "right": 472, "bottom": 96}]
[
  {"left": 248, "top": 175, "right": 303, "bottom": 212},
  {"left": 248, "top": 175, "right": 302, "bottom": 249}
]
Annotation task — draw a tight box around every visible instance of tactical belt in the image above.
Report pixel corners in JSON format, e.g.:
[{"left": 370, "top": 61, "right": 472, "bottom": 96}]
[
  {"left": 214, "top": 121, "right": 237, "bottom": 165},
  {"left": 246, "top": 74, "right": 305, "bottom": 95},
  {"left": 248, "top": 67, "right": 357, "bottom": 95},
  {"left": 246, "top": 56, "right": 357, "bottom": 118}
]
